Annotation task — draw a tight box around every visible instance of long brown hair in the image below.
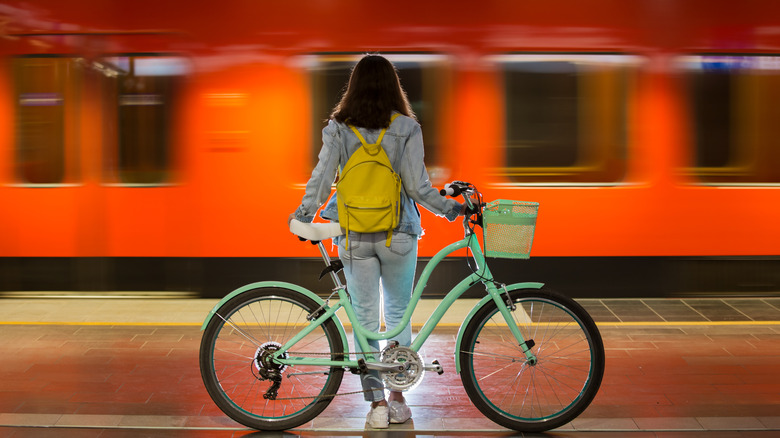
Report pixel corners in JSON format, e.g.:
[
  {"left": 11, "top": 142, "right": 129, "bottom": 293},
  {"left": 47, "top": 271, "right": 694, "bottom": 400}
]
[{"left": 331, "top": 54, "right": 416, "bottom": 129}]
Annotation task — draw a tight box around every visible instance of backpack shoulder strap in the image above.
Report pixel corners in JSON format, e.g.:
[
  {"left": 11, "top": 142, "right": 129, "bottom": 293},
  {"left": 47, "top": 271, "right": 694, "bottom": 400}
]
[
  {"left": 348, "top": 113, "right": 401, "bottom": 149},
  {"left": 374, "top": 113, "right": 400, "bottom": 145},
  {"left": 348, "top": 125, "right": 371, "bottom": 146}
]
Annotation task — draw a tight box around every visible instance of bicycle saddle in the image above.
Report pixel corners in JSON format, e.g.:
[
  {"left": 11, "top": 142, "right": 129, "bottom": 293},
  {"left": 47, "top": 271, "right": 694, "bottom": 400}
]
[{"left": 289, "top": 219, "right": 344, "bottom": 241}]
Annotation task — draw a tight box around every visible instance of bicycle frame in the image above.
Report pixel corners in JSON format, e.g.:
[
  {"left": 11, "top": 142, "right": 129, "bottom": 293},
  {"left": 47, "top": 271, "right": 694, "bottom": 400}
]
[{"left": 269, "top": 230, "right": 542, "bottom": 370}]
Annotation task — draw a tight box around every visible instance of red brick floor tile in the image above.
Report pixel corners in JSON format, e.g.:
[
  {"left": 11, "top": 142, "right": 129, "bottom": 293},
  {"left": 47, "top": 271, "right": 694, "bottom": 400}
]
[
  {"left": 42, "top": 381, "right": 120, "bottom": 395},
  {"left": 0, "top": 392, "right": 25, "bottom": 413},
  {"left": 15, "top": 400, "right": 81, "bottom": 415},
  {"left": 69, "top": 390, "right": 153, "bottom": 404},
  {"left": 740, "top": 369, "right": 780, "bottom": 384}
]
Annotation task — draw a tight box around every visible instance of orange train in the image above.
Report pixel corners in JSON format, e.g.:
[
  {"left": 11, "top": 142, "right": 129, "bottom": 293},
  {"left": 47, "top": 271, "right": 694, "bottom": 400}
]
[{"left": 1, "top": 0, "right": 778, "bottom": 298}]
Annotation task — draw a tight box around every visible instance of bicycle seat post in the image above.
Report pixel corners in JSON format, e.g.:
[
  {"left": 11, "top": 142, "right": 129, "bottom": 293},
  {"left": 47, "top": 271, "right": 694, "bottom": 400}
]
[{"left": 316, "top": 241, "right": 344, "bottom": 289}]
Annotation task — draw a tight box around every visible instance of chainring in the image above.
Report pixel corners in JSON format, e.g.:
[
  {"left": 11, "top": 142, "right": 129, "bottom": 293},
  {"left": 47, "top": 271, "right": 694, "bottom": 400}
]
[{"left": 380, "top": 345, "right": 425, "bottom": 391}]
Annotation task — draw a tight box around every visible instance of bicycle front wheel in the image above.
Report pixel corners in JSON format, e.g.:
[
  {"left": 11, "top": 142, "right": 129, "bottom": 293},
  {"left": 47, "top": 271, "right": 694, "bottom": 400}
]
[
  {"left": 199, "top": 287, "right": 345, "bottom": 431},
  {"left": 458, "top": 287, "right": 604, "bottom": 432}
]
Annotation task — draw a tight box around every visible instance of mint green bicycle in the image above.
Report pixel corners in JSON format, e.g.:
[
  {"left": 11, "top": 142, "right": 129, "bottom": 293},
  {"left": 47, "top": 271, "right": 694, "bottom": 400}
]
[{"left": 199, "top": 181, "right": 604, "bottom": 432}]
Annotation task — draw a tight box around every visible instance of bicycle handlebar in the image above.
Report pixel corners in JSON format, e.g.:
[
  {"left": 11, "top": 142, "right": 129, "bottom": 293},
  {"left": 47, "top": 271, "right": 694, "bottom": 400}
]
[
  {"left": 440, "top": 180, "right": 483, "bottom": 231},
  {"left": 440, "top": 180, "right": 479, "bottom": 208}
]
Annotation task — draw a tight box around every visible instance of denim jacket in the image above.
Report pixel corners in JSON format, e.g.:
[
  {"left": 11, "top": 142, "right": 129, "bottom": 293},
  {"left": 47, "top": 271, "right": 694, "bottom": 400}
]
[{"left": 294, "top": 113, "right": 461, "bottom": 236}]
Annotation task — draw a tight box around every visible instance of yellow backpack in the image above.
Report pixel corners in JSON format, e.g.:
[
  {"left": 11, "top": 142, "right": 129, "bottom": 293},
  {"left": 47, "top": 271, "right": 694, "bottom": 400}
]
[{"left": 337, "top": 113, "right": 402, "bottom": 249}]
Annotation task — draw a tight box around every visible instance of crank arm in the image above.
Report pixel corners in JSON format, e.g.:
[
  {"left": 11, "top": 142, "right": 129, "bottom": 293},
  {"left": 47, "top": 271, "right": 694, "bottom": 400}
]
[{"left": 363, "top": 362, "right": 406, "bottom": 373}]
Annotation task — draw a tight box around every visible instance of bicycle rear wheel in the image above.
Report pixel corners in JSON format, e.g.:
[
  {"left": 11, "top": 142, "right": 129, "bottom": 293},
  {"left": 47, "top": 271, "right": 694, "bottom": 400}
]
[
  {"left": 458, "top": 287, "right": 604, "bottom": 432},
  {"left": 199, "top": 287, "right": 345, "bottom": 431}
]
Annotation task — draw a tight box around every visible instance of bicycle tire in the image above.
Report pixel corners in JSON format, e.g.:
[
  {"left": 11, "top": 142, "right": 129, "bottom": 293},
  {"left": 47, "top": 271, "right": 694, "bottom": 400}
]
[
  {"left": 199, "top": 287, "right": 345, "bottom": 431},
  {"left": 458, "top": 287, "right": 604, "bottom": 432}
]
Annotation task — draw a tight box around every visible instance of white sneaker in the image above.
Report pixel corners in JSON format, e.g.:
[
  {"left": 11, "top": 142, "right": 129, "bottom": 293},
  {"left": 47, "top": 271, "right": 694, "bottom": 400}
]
[
  {"left": 388, "top": 400, "right": 412, "bottom": 424},
  {"left": 366, "top": 405, "right": 389, "bottom": 429}
]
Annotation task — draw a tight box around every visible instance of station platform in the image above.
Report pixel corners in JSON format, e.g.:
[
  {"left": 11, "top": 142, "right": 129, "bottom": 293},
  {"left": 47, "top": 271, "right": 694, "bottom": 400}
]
[{"left": 1, "top": 296, "right": 779, "bottom": 437}]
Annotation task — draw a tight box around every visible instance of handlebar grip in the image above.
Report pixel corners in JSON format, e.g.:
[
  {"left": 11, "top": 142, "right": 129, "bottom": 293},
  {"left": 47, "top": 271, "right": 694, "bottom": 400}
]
[{"left": 440, "top": 183, "right": 462, "bottom": 197}]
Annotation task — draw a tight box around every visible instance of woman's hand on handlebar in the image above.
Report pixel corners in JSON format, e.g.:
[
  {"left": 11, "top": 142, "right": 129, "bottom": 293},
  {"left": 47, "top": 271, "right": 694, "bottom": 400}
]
[{"left": 442, "top": 181, "right": 482, "bottom": 216}]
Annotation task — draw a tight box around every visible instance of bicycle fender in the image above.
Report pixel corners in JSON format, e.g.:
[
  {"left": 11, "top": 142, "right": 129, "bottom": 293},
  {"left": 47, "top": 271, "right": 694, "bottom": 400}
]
[
  {"left": 200, "top": 281, "right": 350, "bottom": 354},
  {"left": 454, "top": 282, "right": 544, "bottom": 374}
]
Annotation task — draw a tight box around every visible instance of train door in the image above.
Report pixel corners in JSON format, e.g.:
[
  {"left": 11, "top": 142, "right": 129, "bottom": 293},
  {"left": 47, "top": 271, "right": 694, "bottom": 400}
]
[
  {"left": 6, "top": 55, "right": 85, "bottom": 258},
  {"left": 95, "top": 54, "right": 194, "bottom": 257}
]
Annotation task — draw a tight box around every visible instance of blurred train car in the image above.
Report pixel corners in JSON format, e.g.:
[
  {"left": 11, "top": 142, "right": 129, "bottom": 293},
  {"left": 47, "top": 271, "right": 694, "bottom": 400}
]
[{"left": 1, "top": 0, "right": 779, "bottom": 298}]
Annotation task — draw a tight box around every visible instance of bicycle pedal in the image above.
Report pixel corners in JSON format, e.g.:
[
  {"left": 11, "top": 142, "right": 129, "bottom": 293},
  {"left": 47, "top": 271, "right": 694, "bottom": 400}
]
[{"left": 424, "top": 359, "right": 444, "bottom": 375}]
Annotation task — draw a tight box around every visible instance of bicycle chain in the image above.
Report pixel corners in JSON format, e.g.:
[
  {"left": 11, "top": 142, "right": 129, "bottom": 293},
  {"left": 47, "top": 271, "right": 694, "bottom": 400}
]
[{"left": 261, "top": 350, "right": 385, "bottom": 401}]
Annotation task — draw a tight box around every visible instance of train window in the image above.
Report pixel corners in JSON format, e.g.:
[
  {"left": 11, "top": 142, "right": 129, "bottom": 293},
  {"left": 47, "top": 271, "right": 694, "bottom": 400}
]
[
  {"left": 493, "top": 54, "right": 638, "bottom": 184},
  {"left": 680, "top": 55, "right": 780, "bottom": 184},
  {"left": 305, "top": 54, "right": 449, "bottom": 170},
  {"left": 12, "top": 56, "right": 80, "bottom": 185},
  {"left": 100, "top": 55, "right": 188, "bottom": 185}
]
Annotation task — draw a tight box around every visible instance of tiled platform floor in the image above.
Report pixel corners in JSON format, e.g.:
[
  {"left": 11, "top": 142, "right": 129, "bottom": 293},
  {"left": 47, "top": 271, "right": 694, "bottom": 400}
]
[{"left": 0, "top": 297, "right": 779, "bottom": 437}]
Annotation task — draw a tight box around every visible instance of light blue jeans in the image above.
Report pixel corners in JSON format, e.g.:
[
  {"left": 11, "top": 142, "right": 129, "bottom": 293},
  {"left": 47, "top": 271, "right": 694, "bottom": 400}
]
[{"left": 337, "top": 231, "right": 417, "bottom": 402}]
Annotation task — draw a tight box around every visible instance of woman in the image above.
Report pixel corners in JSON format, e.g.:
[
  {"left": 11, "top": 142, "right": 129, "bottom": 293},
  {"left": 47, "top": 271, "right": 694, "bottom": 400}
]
[{"left": 291, "top": 54, "right": 463, "bottom": 429}]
